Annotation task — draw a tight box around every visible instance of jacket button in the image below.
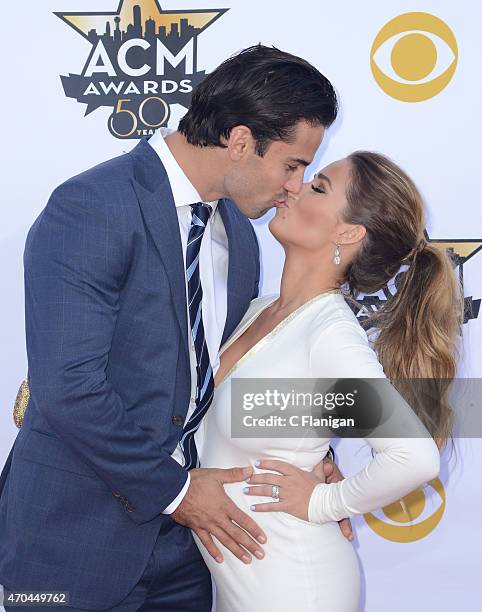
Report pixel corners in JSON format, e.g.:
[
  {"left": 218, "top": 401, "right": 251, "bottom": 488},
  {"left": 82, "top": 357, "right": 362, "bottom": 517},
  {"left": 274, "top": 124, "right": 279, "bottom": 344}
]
[{"left": 172, "top": 415, "right": 184, "bottom": 426}]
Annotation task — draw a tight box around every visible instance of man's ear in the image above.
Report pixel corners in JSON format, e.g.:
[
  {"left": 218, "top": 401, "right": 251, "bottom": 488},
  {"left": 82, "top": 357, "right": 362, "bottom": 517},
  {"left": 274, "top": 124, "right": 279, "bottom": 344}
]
[
  {"left": 337, "top": 224, "right": 366, "bottom": 246},
  {"left": 225, "top": 125, "right": 254, "bottom": 162}
]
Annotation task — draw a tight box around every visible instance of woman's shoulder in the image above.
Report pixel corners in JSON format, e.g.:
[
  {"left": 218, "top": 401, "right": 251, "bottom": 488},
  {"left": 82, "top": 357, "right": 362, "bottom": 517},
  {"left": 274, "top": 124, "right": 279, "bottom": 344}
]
[
  {"left": 311, "top": 292, "right": 367, "bottom": 336},
  {"left": 308, "top": 293, "right": 386, "bottom": 377}
]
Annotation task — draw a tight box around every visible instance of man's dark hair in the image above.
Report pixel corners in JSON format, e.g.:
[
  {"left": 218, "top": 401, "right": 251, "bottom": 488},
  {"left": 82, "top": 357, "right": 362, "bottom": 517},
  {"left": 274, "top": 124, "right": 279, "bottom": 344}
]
[{"left": 178, "top": 44, "right": 338, "bottom": 156}]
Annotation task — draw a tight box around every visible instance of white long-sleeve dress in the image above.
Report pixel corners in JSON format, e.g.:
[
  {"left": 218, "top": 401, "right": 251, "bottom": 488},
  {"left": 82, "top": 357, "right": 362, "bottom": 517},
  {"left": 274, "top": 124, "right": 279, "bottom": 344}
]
[{"left": 194, "top": 291, "right": 440, "bottom": 612}]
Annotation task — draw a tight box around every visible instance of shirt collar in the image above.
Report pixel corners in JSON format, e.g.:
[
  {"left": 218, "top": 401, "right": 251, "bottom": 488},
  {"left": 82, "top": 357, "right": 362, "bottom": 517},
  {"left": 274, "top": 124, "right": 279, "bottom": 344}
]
[{"left": 148, "top": 128, "right": 219, "bottom": 217}]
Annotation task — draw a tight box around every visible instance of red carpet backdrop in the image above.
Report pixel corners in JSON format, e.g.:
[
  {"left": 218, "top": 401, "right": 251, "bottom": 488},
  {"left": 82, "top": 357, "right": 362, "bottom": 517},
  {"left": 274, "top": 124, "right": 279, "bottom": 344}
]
[{"left": 1, "top": 1, "right": 481, "bottom": 610}]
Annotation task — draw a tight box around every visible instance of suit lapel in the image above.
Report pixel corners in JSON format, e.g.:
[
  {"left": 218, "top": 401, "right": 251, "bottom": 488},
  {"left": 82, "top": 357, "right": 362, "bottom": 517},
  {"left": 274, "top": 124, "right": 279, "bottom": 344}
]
[
  {"left": 128, "top": 140, "right": 258, "bottom": 353},
  {"left": 219, "top": 199, "right": 258, "bottom": 345},
  {"left": 129, "top": 139, "right": 189, "bottom": 354}
]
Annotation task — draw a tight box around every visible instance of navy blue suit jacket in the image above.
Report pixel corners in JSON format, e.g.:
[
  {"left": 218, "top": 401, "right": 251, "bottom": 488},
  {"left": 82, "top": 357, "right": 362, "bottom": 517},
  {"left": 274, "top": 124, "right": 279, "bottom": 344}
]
[{"left": 0, "top": 138, "right": 260, "bottom": 609}]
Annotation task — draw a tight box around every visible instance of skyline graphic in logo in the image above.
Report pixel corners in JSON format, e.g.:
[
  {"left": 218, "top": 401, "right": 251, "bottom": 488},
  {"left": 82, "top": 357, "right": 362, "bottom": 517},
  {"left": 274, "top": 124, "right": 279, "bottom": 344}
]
[
  {"left": 56, "top": 0, "right": 227, "bottom": 138},
  {"left": 352, "top": 236, "right": 481, "bottom": 326}
]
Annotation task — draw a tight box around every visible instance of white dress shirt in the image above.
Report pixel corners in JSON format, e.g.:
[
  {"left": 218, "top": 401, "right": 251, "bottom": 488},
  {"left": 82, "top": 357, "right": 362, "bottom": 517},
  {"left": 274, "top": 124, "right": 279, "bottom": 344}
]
[{"left": 148, "top": 128, "right": 229, "bottom": 513}]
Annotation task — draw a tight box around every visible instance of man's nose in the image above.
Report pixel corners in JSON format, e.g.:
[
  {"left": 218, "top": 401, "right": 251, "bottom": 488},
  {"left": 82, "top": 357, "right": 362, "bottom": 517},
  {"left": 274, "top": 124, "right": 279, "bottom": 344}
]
[{"left": 283, "top": 171, "right": 304, "bottom": 196}]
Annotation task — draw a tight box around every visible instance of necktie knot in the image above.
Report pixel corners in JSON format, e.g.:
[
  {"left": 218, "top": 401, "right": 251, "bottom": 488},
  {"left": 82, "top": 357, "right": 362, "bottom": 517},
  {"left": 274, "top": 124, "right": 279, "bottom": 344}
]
[{"left": 190, "top": 202, "right": 212, "bottom": 228}]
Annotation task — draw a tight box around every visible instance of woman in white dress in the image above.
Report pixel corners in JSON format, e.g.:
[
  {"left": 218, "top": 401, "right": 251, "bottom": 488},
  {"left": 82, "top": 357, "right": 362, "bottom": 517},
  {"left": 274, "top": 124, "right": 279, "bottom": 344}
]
[{"left": 193, "top": 152, "right": 463, "bottom": 611}]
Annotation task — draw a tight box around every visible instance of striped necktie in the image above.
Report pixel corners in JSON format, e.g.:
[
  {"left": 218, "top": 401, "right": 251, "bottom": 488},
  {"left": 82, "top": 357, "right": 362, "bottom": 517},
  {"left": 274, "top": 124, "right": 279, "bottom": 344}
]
[{"left": 180, "top": 202, "right": 215, "bottom": 470}]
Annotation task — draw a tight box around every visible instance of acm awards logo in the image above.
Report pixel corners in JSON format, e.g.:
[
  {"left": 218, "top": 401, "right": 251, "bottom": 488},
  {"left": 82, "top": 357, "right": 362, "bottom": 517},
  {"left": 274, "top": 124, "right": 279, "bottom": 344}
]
[
  {"left": 56, "top": 0, "right": 227, "bottom": 139},
  {"left": 352, "top": 237, "right": 482, "bottom": 327},
  {"left": 370, "top": 12, "right": 457, "bottom": 102}
]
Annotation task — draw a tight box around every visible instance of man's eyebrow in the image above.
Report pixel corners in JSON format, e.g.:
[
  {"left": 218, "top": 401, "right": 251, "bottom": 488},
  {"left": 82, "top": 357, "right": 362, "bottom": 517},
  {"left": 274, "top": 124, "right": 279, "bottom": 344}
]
[
  {"left": 315, "top": 172, "right": 333, "bottom": 191},
  {"left": 289, "top": 157, "right": 311, "bottom": 167}
]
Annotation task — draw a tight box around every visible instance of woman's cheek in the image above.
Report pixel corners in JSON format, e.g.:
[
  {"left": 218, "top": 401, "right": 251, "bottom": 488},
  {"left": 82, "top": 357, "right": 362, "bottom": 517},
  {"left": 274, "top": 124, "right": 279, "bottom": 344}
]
[
  {"left": 304, "top": 207, "right": 332, "bottom": 244},
  {"left": 300, "top": 204, "right": 324, "bottom": 230},
  {"left": 295, "top": 216, "right": 321, "bottom": 246}
]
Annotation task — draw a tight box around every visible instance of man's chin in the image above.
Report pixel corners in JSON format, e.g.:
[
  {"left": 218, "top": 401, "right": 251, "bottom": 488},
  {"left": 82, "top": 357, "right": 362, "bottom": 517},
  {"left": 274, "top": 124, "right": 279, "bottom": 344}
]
[
  {"left": 247, "top": 204, "right": 275, "bottom": 220},
  {"left": 232, "top": 198, "right": 274, "bottom": 220}
]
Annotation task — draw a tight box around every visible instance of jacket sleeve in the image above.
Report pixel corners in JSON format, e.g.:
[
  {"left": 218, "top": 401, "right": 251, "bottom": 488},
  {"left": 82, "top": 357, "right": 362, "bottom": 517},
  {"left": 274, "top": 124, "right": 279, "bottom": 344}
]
[
  {"left": 307, "top": 320, "right": 440, "bottom": 524},
  {"left": 24, "top": 179, "right": 188, "bottom": 525}
]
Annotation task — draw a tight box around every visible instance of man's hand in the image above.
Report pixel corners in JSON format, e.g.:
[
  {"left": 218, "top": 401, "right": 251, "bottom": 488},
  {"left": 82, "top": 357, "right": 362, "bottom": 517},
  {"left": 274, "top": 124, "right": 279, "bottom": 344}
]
[
  {"left": 312, "top": 456, "right": 353, "bottom": 541},
  {"left": 172, "top": 467, "right": 267, "bottom": 565}
]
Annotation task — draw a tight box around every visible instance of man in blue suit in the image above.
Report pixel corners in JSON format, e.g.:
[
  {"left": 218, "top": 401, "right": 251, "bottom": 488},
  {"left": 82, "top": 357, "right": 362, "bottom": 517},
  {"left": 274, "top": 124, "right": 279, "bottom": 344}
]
[{"left": 0, "top": 46, "right": 339, "bottom": 610}]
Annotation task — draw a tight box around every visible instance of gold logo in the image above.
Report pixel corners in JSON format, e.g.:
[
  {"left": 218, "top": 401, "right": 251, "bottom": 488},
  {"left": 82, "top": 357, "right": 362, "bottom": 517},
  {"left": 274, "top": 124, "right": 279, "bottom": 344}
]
[
  {"left": 56, "top": 0, "right": 228, "bottom": 138},
  {"left": 364, "top": 478, "right": 446, "bottom": 542},
  {"left": 370, "top": 13, "right": 457, "bottom": 102}
]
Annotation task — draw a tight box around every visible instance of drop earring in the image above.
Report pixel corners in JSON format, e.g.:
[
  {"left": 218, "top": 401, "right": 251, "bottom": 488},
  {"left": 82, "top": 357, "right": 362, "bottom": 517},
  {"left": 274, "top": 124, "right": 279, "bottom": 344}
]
[{"left": 334, "top": 243, "right": 341, "bottom": 265}]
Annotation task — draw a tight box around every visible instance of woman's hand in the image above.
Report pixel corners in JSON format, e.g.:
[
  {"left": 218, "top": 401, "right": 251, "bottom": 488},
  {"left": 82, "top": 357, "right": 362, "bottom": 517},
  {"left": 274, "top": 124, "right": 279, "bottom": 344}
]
[{"left": 244, "top": 459, "right": 325, "bottom": 521}]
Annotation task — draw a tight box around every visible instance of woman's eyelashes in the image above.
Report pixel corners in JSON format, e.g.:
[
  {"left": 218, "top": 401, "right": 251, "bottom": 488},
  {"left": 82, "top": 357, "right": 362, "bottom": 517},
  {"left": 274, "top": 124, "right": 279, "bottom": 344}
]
[{"left": 311, "top": 183, "right": 326, "bottom": 194}]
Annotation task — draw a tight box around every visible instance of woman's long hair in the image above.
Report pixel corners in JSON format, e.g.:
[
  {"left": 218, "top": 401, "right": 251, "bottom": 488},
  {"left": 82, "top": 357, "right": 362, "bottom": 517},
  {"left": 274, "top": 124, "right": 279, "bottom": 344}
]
[{"left": 342, "top": 152, "right": 464, "bottom": 448}]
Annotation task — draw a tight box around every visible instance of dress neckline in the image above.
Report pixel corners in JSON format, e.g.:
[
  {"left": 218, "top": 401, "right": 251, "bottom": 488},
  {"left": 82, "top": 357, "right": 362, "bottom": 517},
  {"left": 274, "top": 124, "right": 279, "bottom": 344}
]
[{"left": 215, "top": 289, "right": 341, "bottom": 387}]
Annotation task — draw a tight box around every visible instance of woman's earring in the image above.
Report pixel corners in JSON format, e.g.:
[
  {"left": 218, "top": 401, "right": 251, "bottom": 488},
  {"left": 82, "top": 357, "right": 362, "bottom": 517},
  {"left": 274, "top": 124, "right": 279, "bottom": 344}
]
[{"left": 334, "top": 243, "right": 341, "bottom": 265}]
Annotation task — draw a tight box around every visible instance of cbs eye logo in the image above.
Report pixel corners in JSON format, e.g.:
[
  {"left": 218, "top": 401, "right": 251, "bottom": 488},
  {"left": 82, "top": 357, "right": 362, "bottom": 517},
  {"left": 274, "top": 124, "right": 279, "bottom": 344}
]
[
  {"left": 364, "top": 478, "right": 446, "bottom": 542},
  {"left": 370, "top": 12, "right": 458, "bottom": 102}
]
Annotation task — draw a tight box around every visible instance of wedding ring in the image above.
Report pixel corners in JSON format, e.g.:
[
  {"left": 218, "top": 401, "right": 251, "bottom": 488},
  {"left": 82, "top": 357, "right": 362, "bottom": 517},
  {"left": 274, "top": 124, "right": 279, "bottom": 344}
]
[{"left": 271, "top": 485, "right": 280, "bottom": 501}]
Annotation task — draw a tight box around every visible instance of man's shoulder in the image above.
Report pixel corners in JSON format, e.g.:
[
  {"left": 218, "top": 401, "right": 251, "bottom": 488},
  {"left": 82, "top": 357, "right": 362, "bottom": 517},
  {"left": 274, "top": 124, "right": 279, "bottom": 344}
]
[
  {"left": 44, "top": 148, "right": 142, "bottom": 221},
  {"left": 57, "top": 150, "right": 134, "bottom": 196}
]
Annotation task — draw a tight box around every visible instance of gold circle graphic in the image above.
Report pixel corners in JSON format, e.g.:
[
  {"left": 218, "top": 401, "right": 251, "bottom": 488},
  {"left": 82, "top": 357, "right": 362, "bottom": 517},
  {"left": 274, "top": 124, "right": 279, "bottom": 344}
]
[
  {"left": 370, "top": 13, "right": 458, "bottom": 102},
  {"left": 391, "top": 33, "right": 437, "bottom": 81},
  {"left": 364, "top": 478, "right": 446, "bottom": 542}
]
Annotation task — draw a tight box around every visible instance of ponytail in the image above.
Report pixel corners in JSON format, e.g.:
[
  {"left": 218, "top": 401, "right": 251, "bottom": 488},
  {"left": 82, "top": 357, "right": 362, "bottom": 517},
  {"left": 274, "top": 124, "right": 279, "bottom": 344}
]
[
  {"left": 373, "top": 243, "right": 464, "bottom": 447},
  {"left": 343, "top": 151, "right": 464, "bottom": 447}
]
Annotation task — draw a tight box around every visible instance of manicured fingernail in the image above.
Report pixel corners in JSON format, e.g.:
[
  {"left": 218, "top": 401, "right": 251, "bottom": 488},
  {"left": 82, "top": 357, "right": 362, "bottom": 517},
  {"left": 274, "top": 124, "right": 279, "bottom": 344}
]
[
  {"left": 257, "top": 535, "right": 267, "bottom": 544},
  {"left": 215, "top": 556, "right": 224, "bottom": 563},
  {"left": 254, "top": 550, "right": 264, "bottom": 559},
  {"left": 243, "top": 487, "right": 249, "bottom": 494},
  {"left": 242, "top": 555, "right": 251, "bottom": 564},
  {"left": 255, "top": 459, "right": 261, "bottom": 467},
  {"left": 250, "top": 505, "right": 256, "bottom": 511}
]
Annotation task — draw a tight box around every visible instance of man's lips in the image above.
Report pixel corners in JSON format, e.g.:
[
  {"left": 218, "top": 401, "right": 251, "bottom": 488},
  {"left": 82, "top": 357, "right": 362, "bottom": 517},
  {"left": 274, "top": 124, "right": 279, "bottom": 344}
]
[{"left": 273, "top": 199, "right": 289, "bottom": 208}]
